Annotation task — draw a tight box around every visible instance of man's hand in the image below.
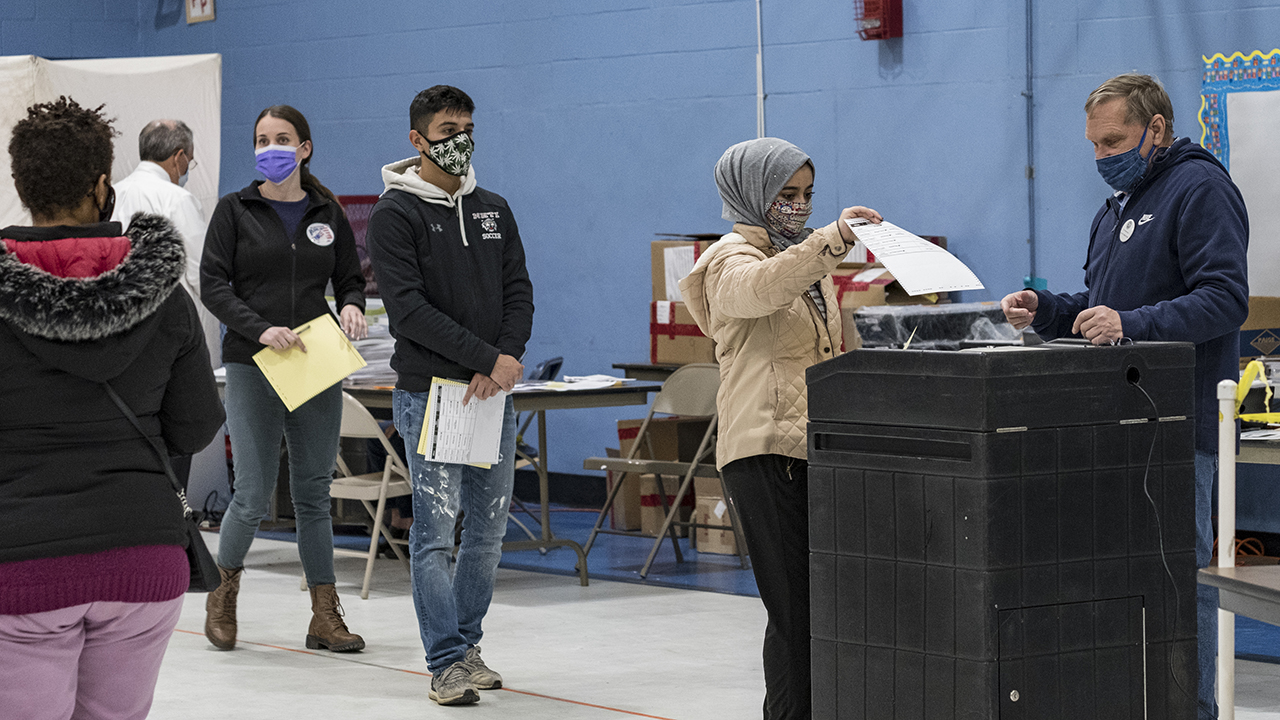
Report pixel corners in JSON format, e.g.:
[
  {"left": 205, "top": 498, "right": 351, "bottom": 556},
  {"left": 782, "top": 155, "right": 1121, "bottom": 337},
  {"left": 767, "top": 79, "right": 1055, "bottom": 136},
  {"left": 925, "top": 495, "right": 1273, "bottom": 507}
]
[
  {"left": 837, "top": 206, "right": 884, "bottom": 244},
  {"left": 1072, "top": 306, "right": 1124, "bottom": 345},
  {"left": 259, "top": 326, "right": 306, "bottom": 352},
  {"left": 1000, "top": 290, "right": 1039, "bottom": 330},
  {"left": 463, "top": 372, "right": 503, "bottom": 405},
  {"left": 340, "top": 304, "right": 368, "bottom": 340},
  {"left": 489, "top": 353, "right": 524, "bottom": 392}
]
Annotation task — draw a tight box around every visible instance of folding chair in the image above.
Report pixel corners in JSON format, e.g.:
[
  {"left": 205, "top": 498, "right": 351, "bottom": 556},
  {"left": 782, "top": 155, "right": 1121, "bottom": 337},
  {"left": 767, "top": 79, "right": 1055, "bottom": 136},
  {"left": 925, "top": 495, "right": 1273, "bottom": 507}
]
[
  {"left": 582, "top": 363, "right": 749, "bottom": 578},
  {"left": 328, "top": 392, "right": 412, "bottom": 599}
]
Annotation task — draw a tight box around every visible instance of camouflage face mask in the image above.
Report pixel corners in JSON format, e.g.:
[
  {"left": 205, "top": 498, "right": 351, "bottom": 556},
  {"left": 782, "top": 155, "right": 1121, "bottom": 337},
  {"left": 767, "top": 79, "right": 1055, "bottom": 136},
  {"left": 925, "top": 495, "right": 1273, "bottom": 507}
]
[{"left": 424, "top": 131, "right": 474, "bottom": 177}]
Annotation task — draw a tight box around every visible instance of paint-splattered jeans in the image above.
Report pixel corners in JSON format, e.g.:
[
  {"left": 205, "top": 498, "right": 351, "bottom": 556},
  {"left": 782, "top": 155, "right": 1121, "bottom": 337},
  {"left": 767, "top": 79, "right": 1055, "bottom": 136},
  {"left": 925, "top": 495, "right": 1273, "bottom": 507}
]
[{"left": 392, "top": 389, "right": 516, "bottom": 672}]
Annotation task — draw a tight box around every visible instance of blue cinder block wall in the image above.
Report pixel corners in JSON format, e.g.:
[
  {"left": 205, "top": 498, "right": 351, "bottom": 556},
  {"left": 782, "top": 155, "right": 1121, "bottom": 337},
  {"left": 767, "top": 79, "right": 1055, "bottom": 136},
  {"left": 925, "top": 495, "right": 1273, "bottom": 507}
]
[{"left": 4, "top": 0, "right": 1280, "bottom": 478}]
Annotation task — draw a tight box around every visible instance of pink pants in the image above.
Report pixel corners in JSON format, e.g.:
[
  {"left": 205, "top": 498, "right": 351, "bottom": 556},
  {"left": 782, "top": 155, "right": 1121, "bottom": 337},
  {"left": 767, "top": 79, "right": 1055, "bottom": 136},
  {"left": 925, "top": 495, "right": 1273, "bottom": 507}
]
[{"left": 0, "top": 597, "right": 183, "bottom": 720}]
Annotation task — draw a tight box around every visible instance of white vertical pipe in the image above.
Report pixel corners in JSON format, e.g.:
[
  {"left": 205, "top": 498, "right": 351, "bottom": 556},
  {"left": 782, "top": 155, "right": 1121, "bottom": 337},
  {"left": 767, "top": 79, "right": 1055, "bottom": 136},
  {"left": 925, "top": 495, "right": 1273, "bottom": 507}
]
[
  {"left": 755, "top": 0, "right": 765, "bottom": 138},
  {"left": 1218, "top": 379, "right": 1237, "bottom": 720}
]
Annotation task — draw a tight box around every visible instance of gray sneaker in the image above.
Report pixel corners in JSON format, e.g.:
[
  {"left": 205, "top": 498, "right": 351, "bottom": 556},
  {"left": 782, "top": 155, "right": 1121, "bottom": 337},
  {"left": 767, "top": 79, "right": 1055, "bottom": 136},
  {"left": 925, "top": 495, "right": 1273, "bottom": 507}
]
[
  {"left": 429, "top": 661, "right": 479, "bottom": 705},
  {"left": 461, "top": 645, "right": 503, "bottom": 689}
]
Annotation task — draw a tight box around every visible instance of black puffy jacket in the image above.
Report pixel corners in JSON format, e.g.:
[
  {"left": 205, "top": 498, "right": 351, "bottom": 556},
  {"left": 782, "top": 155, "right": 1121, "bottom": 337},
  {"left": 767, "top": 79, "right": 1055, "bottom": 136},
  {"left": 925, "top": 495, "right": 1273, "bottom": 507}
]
[{"left": 0, "top": 216, "right": 224, "bottom": 563}]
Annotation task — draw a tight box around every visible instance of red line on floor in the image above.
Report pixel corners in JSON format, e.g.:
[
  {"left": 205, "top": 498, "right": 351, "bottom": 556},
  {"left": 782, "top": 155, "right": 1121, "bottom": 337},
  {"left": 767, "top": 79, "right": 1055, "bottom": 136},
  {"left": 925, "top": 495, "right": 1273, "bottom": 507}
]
[
  {"left": 498, "top": 687, "right": 679, "bottom": 719},
  {"left": 172, "top": 629, "right": 680, "bottom": 719}
]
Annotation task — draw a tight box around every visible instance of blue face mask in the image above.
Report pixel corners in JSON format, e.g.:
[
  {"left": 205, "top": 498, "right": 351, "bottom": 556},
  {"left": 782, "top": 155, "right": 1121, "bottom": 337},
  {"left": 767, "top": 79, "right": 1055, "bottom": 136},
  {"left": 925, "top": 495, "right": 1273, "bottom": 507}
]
[{"left": 1096, "top": 125, "right": 1153, "bottom": 194}]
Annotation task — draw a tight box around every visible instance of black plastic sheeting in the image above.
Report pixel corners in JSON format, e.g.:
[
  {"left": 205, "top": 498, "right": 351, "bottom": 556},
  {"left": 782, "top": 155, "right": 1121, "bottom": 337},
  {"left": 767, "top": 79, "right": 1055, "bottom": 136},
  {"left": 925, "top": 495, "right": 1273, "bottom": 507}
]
[{"left": 853, "top": 302, "right": 1019, "bottom": 350}]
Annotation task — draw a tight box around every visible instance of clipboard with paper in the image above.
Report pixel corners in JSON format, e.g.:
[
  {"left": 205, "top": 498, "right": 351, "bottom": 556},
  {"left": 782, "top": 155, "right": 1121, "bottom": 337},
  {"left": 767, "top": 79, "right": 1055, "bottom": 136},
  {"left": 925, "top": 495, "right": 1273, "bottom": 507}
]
[
  {"left": 252, "top": 313, "right": 367, "bottom": 412},
  {"left": 417, "top": 377, "right": 507, "bottom": 467}
]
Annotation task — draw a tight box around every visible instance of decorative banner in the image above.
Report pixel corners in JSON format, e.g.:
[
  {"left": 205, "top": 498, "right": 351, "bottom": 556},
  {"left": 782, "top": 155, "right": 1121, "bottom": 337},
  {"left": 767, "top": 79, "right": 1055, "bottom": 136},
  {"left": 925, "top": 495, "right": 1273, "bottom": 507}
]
[
  {"left": 1199, "top": 48, "right": 1280, "bottom": 169},
  {"left": 1200, "top": 48, "right": 1280, "bottom": 296}
]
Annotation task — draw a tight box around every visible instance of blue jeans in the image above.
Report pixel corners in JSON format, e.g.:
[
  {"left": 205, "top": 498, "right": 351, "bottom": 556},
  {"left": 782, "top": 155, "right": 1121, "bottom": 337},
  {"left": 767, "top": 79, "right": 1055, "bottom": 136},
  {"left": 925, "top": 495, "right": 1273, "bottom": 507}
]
[
  {"left": 393, "top": 389, "right": 516, "bottom": 672},
  {"left": 1194, "top": 450, "right": 1218, "bottom": 720},
  {"left": 218, "top": 362, "right": 342, "bottom": 586}
]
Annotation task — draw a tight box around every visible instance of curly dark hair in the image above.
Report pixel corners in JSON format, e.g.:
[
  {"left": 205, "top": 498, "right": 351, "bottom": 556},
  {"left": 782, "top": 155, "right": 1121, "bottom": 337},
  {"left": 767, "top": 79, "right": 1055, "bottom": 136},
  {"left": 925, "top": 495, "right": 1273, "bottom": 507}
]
[{"left": 9, "top": 96, "right": 117, "bottom": 219}]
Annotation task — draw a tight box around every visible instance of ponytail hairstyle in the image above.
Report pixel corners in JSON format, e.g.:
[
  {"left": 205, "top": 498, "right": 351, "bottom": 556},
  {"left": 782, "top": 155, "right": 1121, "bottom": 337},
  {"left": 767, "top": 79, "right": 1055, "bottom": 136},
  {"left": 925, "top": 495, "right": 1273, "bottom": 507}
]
[{"left": 253, "top": 104, "right": 343, "bottom": 215}]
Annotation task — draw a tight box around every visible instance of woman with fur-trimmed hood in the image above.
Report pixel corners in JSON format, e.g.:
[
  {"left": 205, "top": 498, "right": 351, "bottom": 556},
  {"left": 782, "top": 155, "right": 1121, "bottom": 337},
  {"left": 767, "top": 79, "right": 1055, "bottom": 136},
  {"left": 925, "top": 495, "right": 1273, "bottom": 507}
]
[{"left": 0, "top": 97, "right": 224, "bottom": 718}]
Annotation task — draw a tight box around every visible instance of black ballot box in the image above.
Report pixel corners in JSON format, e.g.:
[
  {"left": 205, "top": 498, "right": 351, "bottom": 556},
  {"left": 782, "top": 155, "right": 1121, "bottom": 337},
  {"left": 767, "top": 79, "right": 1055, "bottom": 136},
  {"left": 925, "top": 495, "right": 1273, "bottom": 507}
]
[{"left": 806, "top": 342, "right": 1199, "bottom": 720}]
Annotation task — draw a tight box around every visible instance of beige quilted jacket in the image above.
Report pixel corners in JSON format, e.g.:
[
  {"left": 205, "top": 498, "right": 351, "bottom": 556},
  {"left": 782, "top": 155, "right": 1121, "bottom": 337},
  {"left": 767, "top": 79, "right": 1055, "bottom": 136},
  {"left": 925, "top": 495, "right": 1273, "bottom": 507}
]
[{"left": 679, "top": 222, "right": 854, "bottom": 470}]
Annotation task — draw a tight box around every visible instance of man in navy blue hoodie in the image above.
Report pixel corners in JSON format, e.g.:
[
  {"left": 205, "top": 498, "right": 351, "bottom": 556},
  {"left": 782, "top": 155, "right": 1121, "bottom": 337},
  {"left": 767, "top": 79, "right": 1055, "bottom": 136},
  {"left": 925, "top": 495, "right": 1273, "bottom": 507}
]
[{"left": 1003, "top": 73, "right": 1248, "bottom": 718}]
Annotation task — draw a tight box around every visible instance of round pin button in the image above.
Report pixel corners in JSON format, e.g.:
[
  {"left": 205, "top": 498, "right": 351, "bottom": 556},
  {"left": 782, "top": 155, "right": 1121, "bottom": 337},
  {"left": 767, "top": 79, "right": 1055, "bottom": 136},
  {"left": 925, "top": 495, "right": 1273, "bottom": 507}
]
[
  {"left": 306, "top": 222, "right": 335, "bottom": 247},
  {"left": 1119, "top": 219, "right": 1135, "bottom": 243}
]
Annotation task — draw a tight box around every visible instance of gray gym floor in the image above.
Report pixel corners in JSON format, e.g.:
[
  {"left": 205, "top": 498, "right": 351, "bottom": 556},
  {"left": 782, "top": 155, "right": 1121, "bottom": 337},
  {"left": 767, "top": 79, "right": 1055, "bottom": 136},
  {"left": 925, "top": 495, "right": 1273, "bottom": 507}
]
[{"left": 150, "top": 535, "right": 1280, "bottom": 719}]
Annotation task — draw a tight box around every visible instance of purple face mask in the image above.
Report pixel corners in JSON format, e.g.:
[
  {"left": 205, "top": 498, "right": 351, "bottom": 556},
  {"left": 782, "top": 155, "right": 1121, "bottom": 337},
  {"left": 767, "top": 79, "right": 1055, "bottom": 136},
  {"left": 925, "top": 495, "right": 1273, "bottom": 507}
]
[{"left": 255, "top": 144, "right": 299, "bottom": 184}]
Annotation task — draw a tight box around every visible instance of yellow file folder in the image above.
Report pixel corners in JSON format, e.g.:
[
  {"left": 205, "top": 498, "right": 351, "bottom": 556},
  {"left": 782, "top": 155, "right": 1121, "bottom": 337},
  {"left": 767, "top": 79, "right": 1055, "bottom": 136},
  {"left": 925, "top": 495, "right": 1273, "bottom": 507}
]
[{"left": 252, "top": 314, "right": 367, "bottom": 412}]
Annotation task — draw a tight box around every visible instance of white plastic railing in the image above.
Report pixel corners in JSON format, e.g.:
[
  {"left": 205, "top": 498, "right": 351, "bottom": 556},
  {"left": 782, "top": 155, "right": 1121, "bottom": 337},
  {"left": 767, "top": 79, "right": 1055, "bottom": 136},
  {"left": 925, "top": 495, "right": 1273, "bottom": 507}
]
[{"left": 1218, "top": 378, "right": 1237, "bottom": 720}]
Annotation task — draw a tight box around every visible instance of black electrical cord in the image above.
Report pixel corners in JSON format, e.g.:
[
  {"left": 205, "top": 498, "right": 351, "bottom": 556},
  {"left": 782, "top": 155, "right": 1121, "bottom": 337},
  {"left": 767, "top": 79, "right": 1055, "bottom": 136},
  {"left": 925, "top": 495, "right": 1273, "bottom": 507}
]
[
  {"left": 1131, "top": 379, "right": 1217, "bottom": 719},
  {"left": 200, "top": 490, "right": 224, "bottom": 528}
]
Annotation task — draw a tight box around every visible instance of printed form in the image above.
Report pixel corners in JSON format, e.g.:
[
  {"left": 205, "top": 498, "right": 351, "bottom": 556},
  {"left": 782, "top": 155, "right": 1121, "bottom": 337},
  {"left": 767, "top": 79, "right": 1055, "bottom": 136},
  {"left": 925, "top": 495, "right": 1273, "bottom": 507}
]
[
  {"left": 418, "top": 377, "right": 507, "bottom": 467},
  {"left": 844, "top": 219, "right": 985, "bottom": 295}
]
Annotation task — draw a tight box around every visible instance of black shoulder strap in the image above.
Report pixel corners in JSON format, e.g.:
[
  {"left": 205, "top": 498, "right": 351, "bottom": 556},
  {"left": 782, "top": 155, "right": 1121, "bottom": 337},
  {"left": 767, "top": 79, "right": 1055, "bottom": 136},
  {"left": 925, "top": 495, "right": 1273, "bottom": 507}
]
[{"left": 102, "top": 381, "right": 192, "bottom": 518}]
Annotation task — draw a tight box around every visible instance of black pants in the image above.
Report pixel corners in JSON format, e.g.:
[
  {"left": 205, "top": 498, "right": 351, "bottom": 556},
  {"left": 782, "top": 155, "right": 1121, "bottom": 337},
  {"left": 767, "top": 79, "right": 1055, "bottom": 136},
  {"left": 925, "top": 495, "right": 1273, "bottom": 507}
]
[{"left": 721, "top": 454, "right": 811, "bottom": 720}]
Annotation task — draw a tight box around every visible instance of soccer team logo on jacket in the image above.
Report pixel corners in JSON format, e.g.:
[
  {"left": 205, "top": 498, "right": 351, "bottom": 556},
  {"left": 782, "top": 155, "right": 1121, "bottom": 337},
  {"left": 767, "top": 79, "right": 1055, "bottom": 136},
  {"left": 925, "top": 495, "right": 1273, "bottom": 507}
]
[{"left": 473, "top": 211, "right": 501, "bottom": 240}]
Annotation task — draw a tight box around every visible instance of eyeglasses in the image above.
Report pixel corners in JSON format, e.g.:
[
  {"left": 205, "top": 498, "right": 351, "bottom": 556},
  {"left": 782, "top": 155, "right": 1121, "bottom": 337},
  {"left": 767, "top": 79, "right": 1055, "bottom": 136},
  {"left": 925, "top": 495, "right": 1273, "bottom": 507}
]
[{"left": 187, "top": 157, "right": 199, "bottom": 171}]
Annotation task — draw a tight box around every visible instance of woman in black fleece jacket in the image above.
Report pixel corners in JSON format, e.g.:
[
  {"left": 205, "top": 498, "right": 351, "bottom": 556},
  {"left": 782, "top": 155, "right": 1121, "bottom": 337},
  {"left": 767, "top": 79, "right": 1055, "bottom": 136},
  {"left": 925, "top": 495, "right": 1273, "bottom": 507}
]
[{"left": 199, "top": 105, "right": 366, "bottom": 654}]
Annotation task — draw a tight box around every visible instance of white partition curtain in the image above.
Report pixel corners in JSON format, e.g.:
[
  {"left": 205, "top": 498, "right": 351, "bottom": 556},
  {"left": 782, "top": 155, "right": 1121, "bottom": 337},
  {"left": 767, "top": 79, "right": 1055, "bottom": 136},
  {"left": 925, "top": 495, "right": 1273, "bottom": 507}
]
[
  {"left": 0, "top": 53, "right": 221, "bottom": 228},
  {"left": 0, "top": 53, "right": 229, "bottom": 514}
]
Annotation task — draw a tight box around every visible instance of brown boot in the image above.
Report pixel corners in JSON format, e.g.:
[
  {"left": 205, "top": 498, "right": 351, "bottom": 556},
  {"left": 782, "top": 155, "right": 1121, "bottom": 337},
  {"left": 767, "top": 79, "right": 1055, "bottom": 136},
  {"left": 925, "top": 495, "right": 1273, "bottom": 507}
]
[
  {"left": 305, "top": 584, "right": 365, "bottom": 652},
  {"left": 204, "top": 565, "right": 242, "bottom": 650}
]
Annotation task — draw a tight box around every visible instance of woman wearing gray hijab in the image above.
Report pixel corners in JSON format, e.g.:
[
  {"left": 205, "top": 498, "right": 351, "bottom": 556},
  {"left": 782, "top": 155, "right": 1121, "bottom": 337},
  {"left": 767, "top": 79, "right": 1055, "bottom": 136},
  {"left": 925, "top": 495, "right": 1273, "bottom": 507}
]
[{"left": 680, "top": 138, "right": 880, "bottom": 719}]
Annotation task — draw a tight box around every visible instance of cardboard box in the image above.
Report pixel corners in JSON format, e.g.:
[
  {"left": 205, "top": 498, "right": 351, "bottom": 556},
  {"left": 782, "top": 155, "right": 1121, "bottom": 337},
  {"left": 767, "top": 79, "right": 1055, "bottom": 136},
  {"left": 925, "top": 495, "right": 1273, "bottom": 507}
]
[
  {"left": 617, "top": 416, "right": 714, "bottom": 462},
  {"left": 693, "top": 474, "right": 724, "bottom": 499},
  {"left": 650, "top": 301, "right": 716, "bottom": 365},
  {"left": 695, "top": 495, "right": 739, "bottom": 555},
  {"left": 831, "top": 265, "right": 895, "bottom": 309},
  {"left": 652, "top": 238, "right": 718, "bottom": 302},
  {"left": 831, "top": 265, "right": 947, "bottom": 310},
  {"left": 639, "top": 474, "right": 695, "bottom": 537},
  {"left": 602, "top": 447, "right": 641, "bottom": 531},
  {"left": 1242, "top": 296, "right": 1280, "bottom": 368}
]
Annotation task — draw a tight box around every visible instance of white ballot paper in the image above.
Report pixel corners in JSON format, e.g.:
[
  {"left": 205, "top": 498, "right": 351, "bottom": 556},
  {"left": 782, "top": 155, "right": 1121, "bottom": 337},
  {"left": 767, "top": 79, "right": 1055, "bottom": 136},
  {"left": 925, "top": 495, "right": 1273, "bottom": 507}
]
[
  {"left": 843, "top": 219, "right": 984, "bottom": 295},
  {"left": 417, "top": 377, "right": 507, "bottom": 467}
]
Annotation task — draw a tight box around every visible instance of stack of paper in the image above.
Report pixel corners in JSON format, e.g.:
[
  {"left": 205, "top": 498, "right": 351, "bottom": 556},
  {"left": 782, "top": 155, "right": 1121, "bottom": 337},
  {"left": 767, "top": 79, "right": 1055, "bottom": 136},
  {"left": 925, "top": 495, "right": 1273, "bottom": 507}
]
[
  {"left": 347, "top": 321, "right": 397, "bottom": 385},
  {"left": 418, "top": 377, "right": 507, "bottom": 467},
  {"left": 514, "top": 375, "right": 633, "bottom": 392}
]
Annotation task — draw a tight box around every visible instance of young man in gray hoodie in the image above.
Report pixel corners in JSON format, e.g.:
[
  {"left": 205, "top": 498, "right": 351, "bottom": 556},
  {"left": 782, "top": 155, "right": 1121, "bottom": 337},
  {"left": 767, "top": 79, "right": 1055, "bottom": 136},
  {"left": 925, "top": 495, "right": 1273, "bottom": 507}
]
[{"left": 365, "top": 85, "right": 534, "bottom": 707}]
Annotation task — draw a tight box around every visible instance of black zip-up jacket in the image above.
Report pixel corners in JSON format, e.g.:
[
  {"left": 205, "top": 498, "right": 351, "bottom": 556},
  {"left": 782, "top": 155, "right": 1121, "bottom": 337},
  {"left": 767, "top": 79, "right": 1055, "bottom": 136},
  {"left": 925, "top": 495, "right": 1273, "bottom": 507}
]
[
  {"left": 200, "top": 181, "right": 365, "bottom": 365},
  {"left": 366, "top": 186, "right": 534, "bottom": 390}
]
